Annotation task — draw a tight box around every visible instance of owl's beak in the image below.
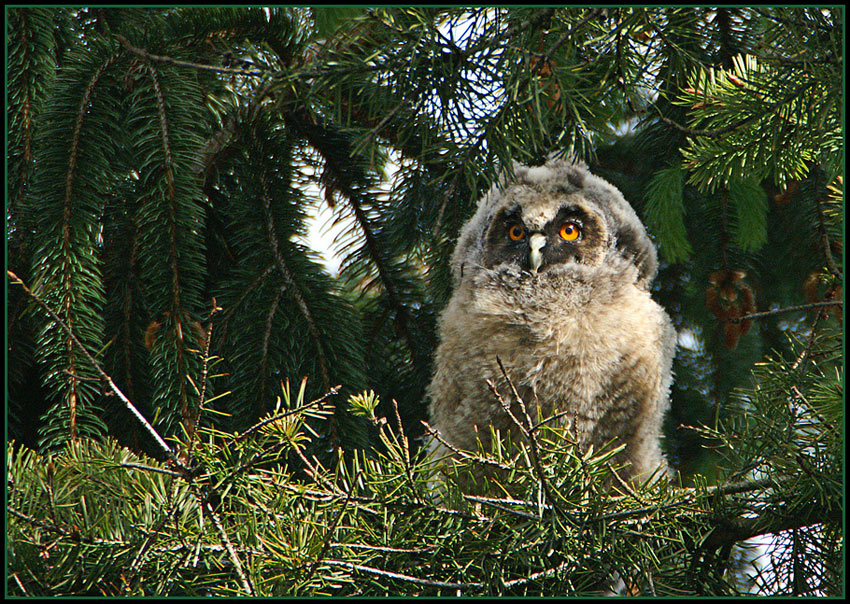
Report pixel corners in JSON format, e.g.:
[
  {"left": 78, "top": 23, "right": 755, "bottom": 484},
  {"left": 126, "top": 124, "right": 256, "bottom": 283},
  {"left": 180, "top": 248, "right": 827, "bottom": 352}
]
[{"left": 529, "top": 233, "right": 547, "bottom": 274}]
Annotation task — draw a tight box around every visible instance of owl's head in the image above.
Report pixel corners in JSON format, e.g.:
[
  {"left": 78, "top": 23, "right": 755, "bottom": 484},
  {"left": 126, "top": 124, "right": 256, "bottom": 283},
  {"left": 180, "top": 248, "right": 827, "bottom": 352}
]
[{"left": 451, "top": 157, "right": 658, "bottom": 292}]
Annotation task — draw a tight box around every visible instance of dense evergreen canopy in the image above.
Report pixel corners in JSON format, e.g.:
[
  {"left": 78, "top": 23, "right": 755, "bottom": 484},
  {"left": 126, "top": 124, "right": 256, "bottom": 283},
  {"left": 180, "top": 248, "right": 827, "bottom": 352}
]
[{"left": 6, "top": 7, "right": 843, "bottom": 596}]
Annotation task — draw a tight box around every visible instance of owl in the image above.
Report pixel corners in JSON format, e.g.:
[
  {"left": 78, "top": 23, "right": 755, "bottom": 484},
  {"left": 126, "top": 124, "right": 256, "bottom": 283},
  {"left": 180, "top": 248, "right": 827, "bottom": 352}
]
[{"left": 426, "top": 156, "right": 676, "bottom": 489}]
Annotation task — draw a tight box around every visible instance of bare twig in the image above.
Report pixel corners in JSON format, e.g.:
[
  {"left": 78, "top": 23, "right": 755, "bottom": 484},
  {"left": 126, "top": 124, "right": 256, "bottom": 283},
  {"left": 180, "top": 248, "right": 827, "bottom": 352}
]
[
  {"left": 322, "top": 559, "right": 485, "bottom": 591},
  {"left": 390, "top": 398, "right": 422, "bottom": 503},
  {"left": 724, "top": 300, "right": 842, "bottom": 324},
  {"left": 421, "top": 421, "right": 514, "bottom": 471},
  {"left": 118, "top": 462, "right": 184, "bottom": 478},
  {"left": 605, "top": 462, "right": 649, "bottom": 506},
  {"left": 116, "top": 34, "right": 267, "bottom": 78},
  {"left": 502, "top": 561, "right": 572, "bottom": 589},
  {"left": 185, "top": 299, "right": 222, "bottom": 456},
  {"left": 463, "top": 495, "right": 541, "bottom": 521},
  {"left": 494, "top": 357, "right": 556, "bottom": 508},
  {"left": 7, "top": 271, "right": 181, "bottom": 467},
  {"left": 530, "top": 408, "right": 574, "bottom": 431},
  {"left": 329, "top": 542, "right": 434, "bottom": 554},
  {"left": 205, "top": 500, "right": 255, "bottom": 596}
]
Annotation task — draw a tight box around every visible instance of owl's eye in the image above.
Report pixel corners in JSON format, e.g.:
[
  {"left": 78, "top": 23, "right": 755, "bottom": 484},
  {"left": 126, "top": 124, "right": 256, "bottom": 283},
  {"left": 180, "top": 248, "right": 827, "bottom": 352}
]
[
  {"left": 508, "top": 224, "right": 525, "bottom": 241},
  {"left": 559, "top": 222, "right": 581, "bottom": 241}
]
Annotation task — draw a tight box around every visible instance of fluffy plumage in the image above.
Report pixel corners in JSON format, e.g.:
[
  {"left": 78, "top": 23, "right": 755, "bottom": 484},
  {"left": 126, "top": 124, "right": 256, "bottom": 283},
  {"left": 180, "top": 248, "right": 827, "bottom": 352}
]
[{"left": 427, "top": 157, "right": 676, "bottom": 486}]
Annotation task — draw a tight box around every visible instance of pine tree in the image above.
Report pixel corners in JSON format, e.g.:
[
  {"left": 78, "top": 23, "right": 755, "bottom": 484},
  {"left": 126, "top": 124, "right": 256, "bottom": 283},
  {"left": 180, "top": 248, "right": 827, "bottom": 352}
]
[{"left": 7, "top": 7, "right": 842, "bottom": 596}]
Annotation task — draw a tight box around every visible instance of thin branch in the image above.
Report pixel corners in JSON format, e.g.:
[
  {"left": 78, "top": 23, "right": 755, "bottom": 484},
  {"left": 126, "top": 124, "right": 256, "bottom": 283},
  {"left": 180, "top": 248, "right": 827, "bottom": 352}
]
[
  {"left": 328, "top": 542, "right": 434, "bottom": 555},
  {"left": 205, "top": 500, "right": 255, "bottom": 596},
  {"left": 118, "top": 462, "right": 184, "bottom": 478},
  {"left": 390, "top": 398, "right": 422, "bottom": 504},
  {"left": 322, "top": 559, "right": 485, "bottom": 591},
  {"left": 303, "top": 472, "right": 359, "bottom": 584},
  {"left": 7, "top": 271, "right": 181, "bottom": 467},
  {"left": 646, "top": 106, "right": 759, "bottom": 139},
  {"left": 536, "top": 9, "right": 600, "bottom": 68},
  {"left": 816, "top": 194, "right": 842, "bottom": 279},
  {"left": 123, "top": 511, "right": 172, "bottom": 594},
  {"left": 494, "top": 357, "right": 556, "bottom": 508},
  {"left": 235, "top": 385, "right": 340, "bottom": 441},
  {"left": 464, "top": 495, "right": 541, "bottom": 521},
  {"left": 502, "top": 561, "right": 572, "bottom": 589},
  {"left": 116, "top": 34, "right": 268, "bottom": 78},
  {"left": 7, "top": 507, "right": 127, "bottom": 547},
  {"left": 606, "top": 462, "right": 649, "bottom": 506},
  {"left": 421, "top": 420, "right": 514, "bottom": 471},
  {"left": 724, "top": 300, "right": 842, "bottom": 324}
]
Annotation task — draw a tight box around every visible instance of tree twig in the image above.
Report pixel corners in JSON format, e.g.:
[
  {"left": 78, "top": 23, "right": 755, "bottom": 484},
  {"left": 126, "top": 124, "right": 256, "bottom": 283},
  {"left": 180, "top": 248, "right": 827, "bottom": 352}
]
[
  {"left": 724, "top": 300, "right": 842, "bottom": 324},
  {"left": 303, "top": 472, "right": 358, "bottom": 584},
  {"left": 205, "top": 500, "right": 255, "bottom": 596},
  {"left": 116, "top": 34, "right": 268, "bottom": 78},
  {"left": 494, "top": 357, "right": 556, "bottom": 508},
  {"left": 7, "top": 271, "right": 181, "bottom": 468},
  {"left": 235, "top": 385, "right": 340, "bottom": 442},
  {"left": 421, "top": 421, "right": 514, "bottom": 471},
  {"left": 390, "top": 398, "right": 422, "bottom": 503},
  {"left": 322, "top": 559, "right": 485, "bottom": 591}
]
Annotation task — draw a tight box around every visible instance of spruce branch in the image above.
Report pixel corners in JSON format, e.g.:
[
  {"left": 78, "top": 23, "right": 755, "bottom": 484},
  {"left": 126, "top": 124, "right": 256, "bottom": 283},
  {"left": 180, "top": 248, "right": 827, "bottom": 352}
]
[
  {"left": 7, "top": 271, "right": 181, "bottom": 467},
  {"left": 254, "top": 133, "right": 332, "bottom": 392}
]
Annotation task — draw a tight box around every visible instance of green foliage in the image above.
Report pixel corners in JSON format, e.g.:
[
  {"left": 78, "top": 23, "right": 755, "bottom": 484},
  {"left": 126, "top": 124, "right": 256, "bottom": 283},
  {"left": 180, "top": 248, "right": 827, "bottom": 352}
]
[
  {"left": 727, "top": 177, "right": 768, "bottom": 252},
  {"left": 8, "top": 337, "right": 842, "bottom": 595},
  {"left": 0, "top": 397, "right": 738, "bottom": 596},
  {"left": 691, "top": 325, "right": 843, "bottom": 596},
  {"left": 7, "top": 6, "right": 843, "bottom": 596},
  {"left": 644, "top": 163, "right": 692, "bottom": 263},
  {"left": 678, "top": 50, "right": 841, "bottom": 192}
]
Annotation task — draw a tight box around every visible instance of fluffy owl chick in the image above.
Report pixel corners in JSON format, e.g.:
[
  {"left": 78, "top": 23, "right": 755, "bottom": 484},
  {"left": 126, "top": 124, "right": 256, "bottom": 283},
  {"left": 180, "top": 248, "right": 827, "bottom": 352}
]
[{"left": 427, "top": 157, "right": 676, "bottom": 487}]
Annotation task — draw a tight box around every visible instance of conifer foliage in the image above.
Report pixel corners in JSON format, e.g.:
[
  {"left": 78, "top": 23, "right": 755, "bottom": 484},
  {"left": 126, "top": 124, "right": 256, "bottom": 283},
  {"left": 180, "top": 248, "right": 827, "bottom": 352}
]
[{"left": 7, "top": 7, "right": 843, "bottom": 596}]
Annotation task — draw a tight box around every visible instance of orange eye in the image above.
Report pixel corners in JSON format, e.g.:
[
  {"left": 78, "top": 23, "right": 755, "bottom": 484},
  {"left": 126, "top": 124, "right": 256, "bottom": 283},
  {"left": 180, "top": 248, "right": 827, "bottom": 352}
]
[
  {"left": 508, "top": 224, "right": 525, "bottom": 241},
  {"left": 559, "top": 222, "right": 580, "bottom": 241}
]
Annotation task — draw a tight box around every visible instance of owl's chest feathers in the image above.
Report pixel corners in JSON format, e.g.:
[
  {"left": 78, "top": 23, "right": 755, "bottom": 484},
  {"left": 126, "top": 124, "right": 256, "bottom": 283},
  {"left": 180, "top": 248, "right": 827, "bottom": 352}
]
[{"left": 450, "top": 275, "right": 664, "bottom": 418}]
